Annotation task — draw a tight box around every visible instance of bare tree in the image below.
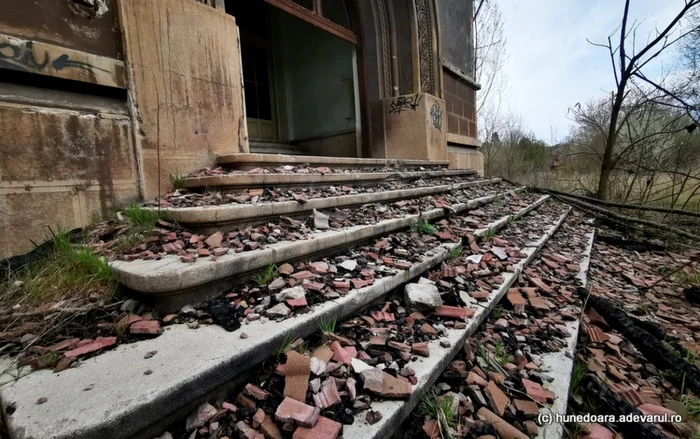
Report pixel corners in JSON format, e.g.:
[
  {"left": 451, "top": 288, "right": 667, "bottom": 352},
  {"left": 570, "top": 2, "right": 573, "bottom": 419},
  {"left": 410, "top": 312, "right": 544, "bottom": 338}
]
[
  {"left": 473, "top": 0, "right": 508, "bottom": 146},
  {"left": 587, "top": 0, "right": 700, "bottom": 199}
]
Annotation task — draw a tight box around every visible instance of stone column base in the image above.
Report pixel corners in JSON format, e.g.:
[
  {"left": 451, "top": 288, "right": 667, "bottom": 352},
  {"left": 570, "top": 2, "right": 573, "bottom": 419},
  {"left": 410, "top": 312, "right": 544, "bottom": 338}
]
[{"left": 379, "top": 93, "right": 447, "bottom": 161}]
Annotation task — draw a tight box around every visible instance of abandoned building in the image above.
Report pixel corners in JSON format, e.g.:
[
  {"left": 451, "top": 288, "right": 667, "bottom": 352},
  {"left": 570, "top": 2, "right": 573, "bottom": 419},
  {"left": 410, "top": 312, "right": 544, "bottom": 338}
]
[{"left": 0, "top": 0, "right": 482, "bottom": 257}]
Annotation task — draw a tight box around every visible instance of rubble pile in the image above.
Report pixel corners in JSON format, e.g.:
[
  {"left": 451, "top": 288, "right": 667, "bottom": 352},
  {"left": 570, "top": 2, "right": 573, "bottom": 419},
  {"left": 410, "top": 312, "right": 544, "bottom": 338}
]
[
  {"left": 401, "top": 213, "right": 596, "bottom": 438},
  {"left": 94, "top": 183, "right": 509, "bottom": 263}
]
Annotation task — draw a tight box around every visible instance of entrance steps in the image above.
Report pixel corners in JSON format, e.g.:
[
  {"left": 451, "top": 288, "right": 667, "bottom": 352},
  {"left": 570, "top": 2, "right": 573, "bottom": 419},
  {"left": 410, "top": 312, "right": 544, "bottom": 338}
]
[
  {"left": 1, "top": 188, "right": 559, "bottom": 439},
  {"left": 217, "top": 152, "right": 451, "bottom": 171}
]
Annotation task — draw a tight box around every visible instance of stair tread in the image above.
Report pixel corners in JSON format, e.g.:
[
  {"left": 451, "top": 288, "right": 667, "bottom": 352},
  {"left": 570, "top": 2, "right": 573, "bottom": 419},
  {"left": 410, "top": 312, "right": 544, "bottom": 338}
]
[
  {"left": 181, "top": 169, "right": 477, "bottom": 190},
  {"left": 217, "top": 153, "right": 451, "bottom": 169},
  {"left": 150, "top": 178, "right": 501, "bottom": 230},
  {"left": 112, "top": 185, "right": 529, "bottom": 296}
]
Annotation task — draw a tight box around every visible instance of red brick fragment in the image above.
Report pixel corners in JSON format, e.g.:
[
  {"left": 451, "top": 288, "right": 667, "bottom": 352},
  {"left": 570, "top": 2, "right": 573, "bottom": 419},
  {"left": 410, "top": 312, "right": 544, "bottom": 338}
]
[
  {"left": 275, "top": 397, "right": 320, "bottom": 428},
  {"left": 64, "top": 337, "right": 117, "bottom": 358}
]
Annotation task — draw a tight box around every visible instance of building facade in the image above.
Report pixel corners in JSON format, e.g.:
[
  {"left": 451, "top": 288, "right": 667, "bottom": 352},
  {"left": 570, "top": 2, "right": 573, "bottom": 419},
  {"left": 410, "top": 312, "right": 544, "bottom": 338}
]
[{"left": 0, "top": 0, "right": 481, "bottom": 257}]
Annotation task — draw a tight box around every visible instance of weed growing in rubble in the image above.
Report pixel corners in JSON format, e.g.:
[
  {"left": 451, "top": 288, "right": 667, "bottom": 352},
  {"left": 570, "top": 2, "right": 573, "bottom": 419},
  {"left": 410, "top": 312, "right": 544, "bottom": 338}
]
[
  {"left": 123, "top": 204, "right": 163, "bottom": 231},
  {"left": 274, "top": 332, "right": 294, "bottom": 357},
  {"left": 169, "top": 169, "right": 185, "bottom": 189},
  {"left": 493, "top": 340, "right": 514, "bottom": 366},
  {"left": 412, "top": 220, "right": 437, "bottom": 236},
  {"left": 447, "top": 246, "right": 463, "bottom": 261},
  {"left": 319, "top": 317, "right": 337, "bottom": 336},
  {"left": 420, "top": 389, "right": 457, "bottom": 439},
  {"left": 569, "top": 359, "right": 587, "bottom": 395},
  {"left": 1, "top": 228, "right": 116, "bottom": 307},
  {"left": 253, "top": 264, "right": 278, "bottom": 286},
  {"left": 483, "top": 228, "right": 497, "bottom": 240},
  {"left": 491, "top": 304, "right": 505, "bottom": 318}
]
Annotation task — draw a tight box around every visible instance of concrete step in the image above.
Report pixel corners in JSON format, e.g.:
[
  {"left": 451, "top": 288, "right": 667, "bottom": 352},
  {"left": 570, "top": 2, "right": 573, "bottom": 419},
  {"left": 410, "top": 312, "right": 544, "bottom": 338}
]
[
  {"left": 155, "top": 177, "right": 502, "bottom": 232},
  {"left": 217, "top": 153, "right": 451, "bottom": 171},
  {"left": 0, "top": 193, "right": 552, "bottom": 439},
  {"left": 249, "top": 141, "right": 312, "bottom": 156},
  {"left": 111, "top": 184, "right": 522, "bottom": 311},
  {"left": 181, "top": 168, "right": 476, "bottom": 191},
  {"left": 147, "top": 199, "right": 570, "bottom": 439}
]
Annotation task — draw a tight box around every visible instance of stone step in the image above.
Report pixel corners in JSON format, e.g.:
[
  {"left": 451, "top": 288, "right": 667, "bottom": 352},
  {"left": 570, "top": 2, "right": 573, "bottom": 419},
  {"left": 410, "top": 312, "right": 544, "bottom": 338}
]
[
  {"left": 181, "top": 168, "right": 476, "bottom": 191},
  {"left": 249, "top": 141, "right": 312, "bottom": 156},
  {"left": 155, "top": 178, "right": 502, "bottom": 233},
  {"left": 217, "top": 153, "right": 451, "bottom": 171},
  {"left": 0, "top": 193, "right": 552, "bottom": 439},
  {"left": 111, "top": 185, "right": 529, "bottom": 311}
]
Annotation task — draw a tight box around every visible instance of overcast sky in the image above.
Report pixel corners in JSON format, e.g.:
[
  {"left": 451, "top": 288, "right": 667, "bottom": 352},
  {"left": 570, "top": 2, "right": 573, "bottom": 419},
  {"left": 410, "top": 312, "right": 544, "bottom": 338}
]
[{"left": 500, "top": 0, "right": 689, "bottom": 143}]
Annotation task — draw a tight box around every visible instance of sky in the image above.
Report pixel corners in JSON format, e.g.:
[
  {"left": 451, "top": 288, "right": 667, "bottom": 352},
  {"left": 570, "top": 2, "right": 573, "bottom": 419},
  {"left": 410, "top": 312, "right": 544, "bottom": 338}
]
[{"left": 499, "top": 0, "right": 689, "bottom": 143}]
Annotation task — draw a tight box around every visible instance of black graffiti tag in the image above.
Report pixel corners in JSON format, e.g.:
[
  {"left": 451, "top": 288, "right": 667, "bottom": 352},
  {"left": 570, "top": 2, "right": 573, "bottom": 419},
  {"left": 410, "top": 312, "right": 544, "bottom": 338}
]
[
  {"left": 389, "top": 94, "right": 423, "bottom": 114},
  {"left": 430, "top": 101, "right": 443, "bottom": 131},
  {"left": 0, "top": 40, "right": 108, "bottom": 76},
  {"left": 0, "top": 41, "right": 49, "bottom": 72}
]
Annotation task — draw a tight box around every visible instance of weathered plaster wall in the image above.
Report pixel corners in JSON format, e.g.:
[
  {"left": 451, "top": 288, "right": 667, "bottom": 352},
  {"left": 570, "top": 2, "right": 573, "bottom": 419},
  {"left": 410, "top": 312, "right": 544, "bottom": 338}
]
[
  {"left": 0, "top": 97, "right": 139, "bottom": 257},
  {"left": 448, "top": 146, "right": 484, "bottom": 175},
  {"left": 381, "top": 93, "right": 447, "bottom": 161},
  {"left": 117, "top": 0, "right": 246, "bottom": 199}
]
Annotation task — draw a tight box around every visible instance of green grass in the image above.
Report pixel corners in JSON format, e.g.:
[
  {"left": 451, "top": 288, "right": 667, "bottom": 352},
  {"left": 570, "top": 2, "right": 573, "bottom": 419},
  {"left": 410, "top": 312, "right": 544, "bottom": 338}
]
[
  {"left": 420, "top": 389, "right": 457, "bottom": 439},
  {"left": 319, "top": 317, "right": 336, "bottom": 335},
  {"left": 483, "top": 228, "right": 497, "bottom": 240},
  {"left": 1, "top": 229, "right": 116, "bottom": 307},
  {"left": 447, "top": 245, "right": 463, "bottom": 261},
  {"left": 569, "top": 359, "right": 587, "bottom": 395},
  {"left": 411, "top": 220, "right": 437, "bottom": 236},
  {"left": 122, "top": 204, "right": 163, "bottom": 231},
  {"left": 253, "top": 264, "right": 278, "bottom": 287},
  {"left": 491, "top": 304, "right": 505, "bottom": 319},
  {"left": 169, "top": 169, "right": 185, "bottom": 190},
  {"left": 275, "top": 332, "right": 294, "bottom": 357},
  {"left": 682, "top": 394, "right": 700, "bottom": 420},
  {"left": 494, "top": 340, "right": 514, "bottom": 366}
]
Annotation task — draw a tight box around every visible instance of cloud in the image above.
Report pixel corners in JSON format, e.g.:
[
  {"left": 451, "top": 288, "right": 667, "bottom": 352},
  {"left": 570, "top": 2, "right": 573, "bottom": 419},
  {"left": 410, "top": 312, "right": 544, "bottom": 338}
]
[{"left": 499, "top": 0, "right": 689, "bottom": 143}]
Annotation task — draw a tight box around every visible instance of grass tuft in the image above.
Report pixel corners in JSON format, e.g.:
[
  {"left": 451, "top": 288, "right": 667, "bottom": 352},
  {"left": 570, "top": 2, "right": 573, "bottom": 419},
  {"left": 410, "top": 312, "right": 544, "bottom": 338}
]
[
  {"left": 319, "top": 317, "right": 337, "bottom": 335},
  {"left": 420, "top": 389, "right": 457, "bottom": 439},
  {"left": 412, "top": 220, "right": 437, "bottom": 236},
  {"left": 169, "top": 169, "right": 185, "bottom": 190},
  {"left": 275, "top": 332, "right": 294, "bottom": 357},
  {"left": 494, "top": 340, "right": 514, "bottom": 366},
  {"left": 447, "top": 246, "right": 463, "bottom": 261},
  {"left": 253, "top": 264, "right": 278, "bottom": 287},
  {"left": 569, "top": 359, "right": 587, "bottom": 395},
  {"left": 1, "top": 228, "right": 116, "bottom": 307},
  {"left": 122, "top": 204, "right": 163, "bottom": 231}
]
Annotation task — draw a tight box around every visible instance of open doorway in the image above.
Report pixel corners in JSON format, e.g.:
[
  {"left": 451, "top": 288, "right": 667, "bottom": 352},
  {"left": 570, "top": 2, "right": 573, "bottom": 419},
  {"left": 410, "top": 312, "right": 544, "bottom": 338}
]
[{"left": 227, "top": 0, "right": 362, "bottom": 157}]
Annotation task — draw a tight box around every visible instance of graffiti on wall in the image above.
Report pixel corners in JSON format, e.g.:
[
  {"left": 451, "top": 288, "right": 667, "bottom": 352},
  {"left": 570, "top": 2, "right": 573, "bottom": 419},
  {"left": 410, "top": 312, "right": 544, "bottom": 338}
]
[
  {"left": 389, "top": 94, "right": 423, "bottom": 114},
  {"left": 0, "top": 34, "right": 125, "bottom": 88},
  {"left": 0, "top": 40, "right": 108, "bottom": 76},
  {"left": 430, "top": 101, "right": 443, "bottom": 131}
]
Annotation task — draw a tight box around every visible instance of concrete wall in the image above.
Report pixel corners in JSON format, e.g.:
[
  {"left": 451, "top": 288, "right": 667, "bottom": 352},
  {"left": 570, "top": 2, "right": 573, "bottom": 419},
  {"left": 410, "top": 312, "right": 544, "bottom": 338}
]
[
  {"left": 271, "top": 9, "right": 356, "bottom": 142},
  {"left": 118, "top": 0, "right": 246, "bottom": 199},
  {"left": 0, "top": 86, "right": 139, "bottom": 257},
  {"left": 0, "top": 0, "right": 247, "bottom": 256},
  {"left": 448, "top": 145, "right": 484, "bottom": 175}
]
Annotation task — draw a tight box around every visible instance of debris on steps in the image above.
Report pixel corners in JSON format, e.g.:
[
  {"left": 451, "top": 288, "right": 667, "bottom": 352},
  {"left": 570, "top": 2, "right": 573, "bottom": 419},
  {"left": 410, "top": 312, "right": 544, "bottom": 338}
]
[
  {"left": 144, "top": 198, "right": 568, "bottom": 439},
  {"left": 398, "top": 211, "right": 596, "bottom": 439}
]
